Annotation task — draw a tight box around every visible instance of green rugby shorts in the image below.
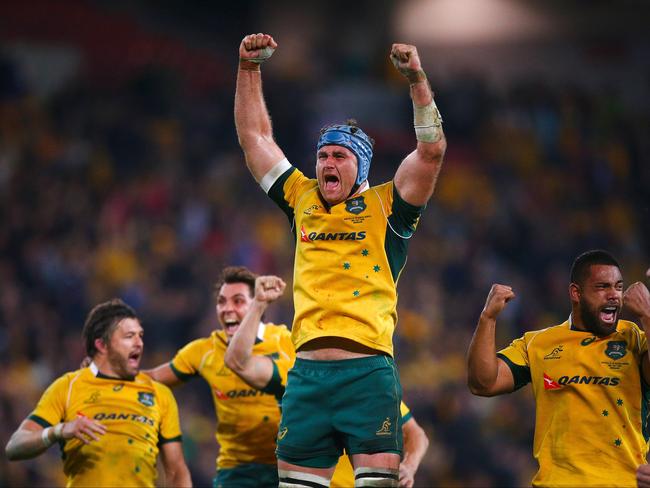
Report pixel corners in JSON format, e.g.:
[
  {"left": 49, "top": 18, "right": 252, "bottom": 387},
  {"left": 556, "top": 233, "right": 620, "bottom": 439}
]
[{"left": 276, "top": 355, "right": 403, "bottom": 468}]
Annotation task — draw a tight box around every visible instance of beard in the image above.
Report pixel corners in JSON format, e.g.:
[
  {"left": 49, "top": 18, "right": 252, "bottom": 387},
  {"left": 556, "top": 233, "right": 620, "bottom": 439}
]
[
  {"left": 579, "top": 298, "right": 618, "bottom": 337},
  {"left": 107, "top": 347, "right": 138, "bottom": 380}
]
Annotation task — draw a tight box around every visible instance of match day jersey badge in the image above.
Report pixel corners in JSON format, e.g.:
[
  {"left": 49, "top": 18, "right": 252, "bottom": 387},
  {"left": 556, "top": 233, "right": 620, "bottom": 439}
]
[
  {"left": 138, "top": 392, "right": 155, "bottom": 407},
  {"left": 605, "top": 341, "right": 627, "bottom": 360},
  {"left": 345, "top": 196, "right": 366, "bottom": 215}
]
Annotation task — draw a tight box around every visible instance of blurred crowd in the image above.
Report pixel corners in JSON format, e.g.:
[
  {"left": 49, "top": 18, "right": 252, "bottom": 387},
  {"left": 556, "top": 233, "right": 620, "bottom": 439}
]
[{"left": 1, "top": 2, "right": 649, "bottom": 487}]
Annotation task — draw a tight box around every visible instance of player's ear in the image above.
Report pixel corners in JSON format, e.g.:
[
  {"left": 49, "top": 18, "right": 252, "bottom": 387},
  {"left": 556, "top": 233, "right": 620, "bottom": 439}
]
[
  {"left": 94, "top": 338, "right": 108, "bottom": 354},
  {"left": 569, "top": 283, "right": 581, "bottom": 303}
]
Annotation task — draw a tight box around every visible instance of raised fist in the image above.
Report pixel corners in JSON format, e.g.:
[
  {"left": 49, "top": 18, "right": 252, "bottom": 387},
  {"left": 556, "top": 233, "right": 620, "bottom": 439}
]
[
  {"left": 254, "top": 275, "right": 286, "bottom": 304},
  {"left": 623, "top": 281, "right": 650, "bottom": 322},
  {"left": 390, "top": 43, "right": 424, "bottom": 82},
  {"left": 239, "top": 33, "right": 277, "bottom": 64},
  {"left": 482, "top": 284, "right": 515, "bottom": 320}
]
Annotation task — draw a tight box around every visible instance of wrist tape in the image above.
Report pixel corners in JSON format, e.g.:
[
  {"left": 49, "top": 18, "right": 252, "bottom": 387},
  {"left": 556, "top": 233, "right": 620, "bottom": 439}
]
[
  {"left": 413, "top": 100, "right": 443, "bottom": 143},
  {"left": 248, "top": 46, "right": 275, "bottom": 64},
  {"left": 41, "top": 427, "right": 53, "bottom": 447}
]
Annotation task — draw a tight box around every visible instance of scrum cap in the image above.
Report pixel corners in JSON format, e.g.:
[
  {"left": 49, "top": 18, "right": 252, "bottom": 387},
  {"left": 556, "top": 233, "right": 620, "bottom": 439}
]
[{"left": 317, "top": 124, "right": 373, "bottom": 187}]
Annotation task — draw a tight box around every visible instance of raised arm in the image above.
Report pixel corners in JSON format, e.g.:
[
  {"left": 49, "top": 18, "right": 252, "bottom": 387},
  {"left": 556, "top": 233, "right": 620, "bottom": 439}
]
[
  {"left": 224, "top": 275, "right": 286, "bottom": 389},
  {"left": 467, "top": 284, "right": 517, "bottom": 396},
  {"left": 391, "top": 43, "right": 447, "bottom": 207},
  {"left": 234, "top": 33, "right": 286, "bottom": 182},
  {"left": 399, "top": 417, "right": 429, "bottom": 488},
  {"left": 623, "top": 281, "right": 650, "bottom": 384}
]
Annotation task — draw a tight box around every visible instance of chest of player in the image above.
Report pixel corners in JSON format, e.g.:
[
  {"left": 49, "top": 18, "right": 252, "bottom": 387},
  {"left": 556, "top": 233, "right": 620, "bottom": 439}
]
[
  {"left": 531, "top": 334, "right": 638, "bottom": 389},
  {"left": 295, "top": 193, "right": 386, "bottom": 255},
  {"left": 203, "top": 347, "right": 280, "bottom": 404},
  {"left": 70, "top": 381, "right": 161, "bottom": 430}
]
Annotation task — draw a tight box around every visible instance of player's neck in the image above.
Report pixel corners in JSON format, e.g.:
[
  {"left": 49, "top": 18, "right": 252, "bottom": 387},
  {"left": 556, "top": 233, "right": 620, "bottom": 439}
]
[{"left": 92, "top": 357, "right": 129, "bottom": 380}]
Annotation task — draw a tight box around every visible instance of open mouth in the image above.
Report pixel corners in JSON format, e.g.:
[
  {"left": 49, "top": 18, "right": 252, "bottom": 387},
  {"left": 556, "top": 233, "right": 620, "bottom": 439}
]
[
  {"left": 128, "top": 351, "right": 141, "bottom": 366},
  {"left": 323, "top": 174, "right": 340, "bottom": 192},
  {"left": 224, "top": 319, "right": 240, "bottom": 334},
  {"left": 599, "top": 306, "right": 618, "bottom": 325}
]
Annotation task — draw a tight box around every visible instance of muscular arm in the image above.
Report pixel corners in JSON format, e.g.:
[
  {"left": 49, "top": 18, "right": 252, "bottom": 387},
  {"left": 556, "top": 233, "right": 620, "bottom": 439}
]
[
  {"left": 467, "top": 284, "right": 517, "bottom": 396},
  {"left": 391, "top": 44, "right": 447, "bottom": 207},
  {"left": 6, "top": 417, "right": 106, "bottom": 461},
  {"left": 160, "top": 441, "right": 192, "bottom": 487},
  {"left": 6, "top": 420, "right": 53, "bottom": 460},
  {"left": 234, "top": 33, "right": 285, "bottom": 182},
  {"left": 144, "top": 363, "right": 183, "bottom": 388},
  {"left": 399, "top": 417, "right": 429, "bottom": 488},
  {"left": 224, "top": 276, "right": 286, "bottom": 390},
  {"left": 623, "top": 281, "right": 650, "bottom": 384}
]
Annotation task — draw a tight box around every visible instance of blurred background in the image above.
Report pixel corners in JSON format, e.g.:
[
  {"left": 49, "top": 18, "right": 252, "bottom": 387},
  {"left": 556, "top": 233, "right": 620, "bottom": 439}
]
[{"left": 1, "top": 0, "right": 648, "bottom": 486}]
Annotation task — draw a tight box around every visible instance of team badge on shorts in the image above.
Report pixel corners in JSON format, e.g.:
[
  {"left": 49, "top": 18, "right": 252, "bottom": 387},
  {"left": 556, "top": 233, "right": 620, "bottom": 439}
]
[
  {"left": 345, "top": 196, "right": 366, "bottom": 215},
  {"left": 138, "top": 392, "right": 155, "bottom": 407},
  {"left": 605, "top": 341, "right": 627, "bottom": 360}
]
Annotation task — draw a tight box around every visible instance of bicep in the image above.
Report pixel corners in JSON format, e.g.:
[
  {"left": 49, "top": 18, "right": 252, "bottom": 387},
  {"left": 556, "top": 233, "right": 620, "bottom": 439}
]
[
  {"left": 18, "top": 419, "right": 44, "bottom": 432},
  {"left": 236, "top": 356, "right": 275, "bottom": 390},
  {"left": 402, "top": 418, "right": 427, "bottom": 447},
  {"left": 145, "top": 364, "right": 182, "bottom": 387},
  {"left": 488, "top": 358, "right": 517, "bottom": 395},
  {"left": 245, "top": 142, "right": 286, "bottom": 183},
  {"left": 393, "top": 147, "right": 444, "bottom": 207}
]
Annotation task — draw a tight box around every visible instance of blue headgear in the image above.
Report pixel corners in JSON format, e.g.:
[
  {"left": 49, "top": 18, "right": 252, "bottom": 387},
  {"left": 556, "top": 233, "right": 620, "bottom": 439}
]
[{"left": 317, "top": 124, "right": 373, "bottom": 187}]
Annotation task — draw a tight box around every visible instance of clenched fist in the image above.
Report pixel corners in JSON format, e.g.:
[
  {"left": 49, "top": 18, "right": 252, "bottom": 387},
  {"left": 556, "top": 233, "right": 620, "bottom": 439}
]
[
  {"left": 239, "top": 33, "right": 277, "bottom": 66},
  {"left": 254, "top": 275, "right": 286, "bottom": 304},
  {"left": 623, "top": 281, "right": 650, "bottom": 323},
  {"left": 390, "top": 43, "right": 425, "bottom": 83},
  {"left": 481, "top": 284, "right": 516, "bottom": 321}
]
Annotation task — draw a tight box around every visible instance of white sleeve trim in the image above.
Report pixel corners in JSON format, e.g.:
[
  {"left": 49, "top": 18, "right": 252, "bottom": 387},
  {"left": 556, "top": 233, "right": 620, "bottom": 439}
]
[{"left": 260, "top": 158, "right": 292, "bottom": 194}]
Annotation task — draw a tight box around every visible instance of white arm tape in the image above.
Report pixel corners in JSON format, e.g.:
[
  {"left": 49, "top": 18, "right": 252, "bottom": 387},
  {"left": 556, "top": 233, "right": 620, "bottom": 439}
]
[
  {"left": 41, "top": 427, "right": 53, "bottom": 447},
  {"left": 53, "top": 423, "right": 64, "bottom": 440},
  {"left": 413, "top": 100, "right": 443, "bottom": 143},
  {"left": 260, "top": 158, "right": 292, "bottom": 193}
]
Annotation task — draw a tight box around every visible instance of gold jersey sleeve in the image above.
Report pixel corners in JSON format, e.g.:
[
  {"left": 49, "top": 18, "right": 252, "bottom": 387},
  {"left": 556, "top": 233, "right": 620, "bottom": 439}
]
[
  {"left": 330, "top": 401, "right": 411, "bottom": 487},
  {"left": 498, "top": 319, "right": 649, "bottom": 487},
  {"left": 29, "top": 368, "right": 181, "bottom": 488},
  {"left": 170, "top": 325, "right": 293, "bottom": 469},
  {"left": 268, "top": 166, "right": 424, "bottom": 356}
]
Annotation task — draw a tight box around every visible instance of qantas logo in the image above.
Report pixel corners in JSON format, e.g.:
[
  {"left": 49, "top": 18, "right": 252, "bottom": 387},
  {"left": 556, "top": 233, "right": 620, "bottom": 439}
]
[
  {"left": 299, "top": 226, "right": 366, "bottom": 242},
  {"left": 300, "top": 225, "right": 310, "bottom": 242},
  {"left": 543, "top": 373, "right": 562, "bottom": 390},
  {"left": 214, "top": 387, "right": 274, "bottom": 400},
  {"left": 93, "top": 412, "right": 155, "bottom": 426},
  {"left": 543, "top": 372, "right": 621, "bottom": 390}
]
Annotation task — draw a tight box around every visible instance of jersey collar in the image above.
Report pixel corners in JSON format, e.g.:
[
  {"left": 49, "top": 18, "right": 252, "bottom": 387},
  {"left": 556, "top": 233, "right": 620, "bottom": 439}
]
[{"left": 89, "top": 361, "right": 135, "bottom": 381}]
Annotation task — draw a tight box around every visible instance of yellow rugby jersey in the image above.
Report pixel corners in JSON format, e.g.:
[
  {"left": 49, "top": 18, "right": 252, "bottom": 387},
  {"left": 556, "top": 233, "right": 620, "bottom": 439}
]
[
  {"left": 330, "top": 402, "right": 412, "bottom": 487},
  {"left": 170, "top": 323, "right": 294, "bottom": 469},
  {"left": 29, "top": 364, "right": 182, "bottom": 488},
  {"left": 267, "top": 165, "right": 424, "bottom": 356},
  {"left": 498, "top": 318, "right": 650, "bottom": 487}
]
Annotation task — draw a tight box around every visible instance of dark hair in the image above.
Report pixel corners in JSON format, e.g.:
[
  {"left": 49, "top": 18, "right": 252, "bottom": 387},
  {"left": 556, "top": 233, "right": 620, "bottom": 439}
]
[
  {"left": 213, "top": 266, "right": 257, "bottom": 300},
  {"left": 82, "top": 299, "right": 138, "bottom": 357},
  {"left": 570, "top": 250, "right": 621, "bottom": 286}
]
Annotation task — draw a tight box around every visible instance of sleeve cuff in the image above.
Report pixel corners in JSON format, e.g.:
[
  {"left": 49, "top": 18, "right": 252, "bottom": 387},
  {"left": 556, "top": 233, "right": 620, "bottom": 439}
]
[
  {"left": 260, "top": 158, "right": 292, "bottom": 193},
  {"left": 169, "top": 362, "right": 195, "bottom": 382}
]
